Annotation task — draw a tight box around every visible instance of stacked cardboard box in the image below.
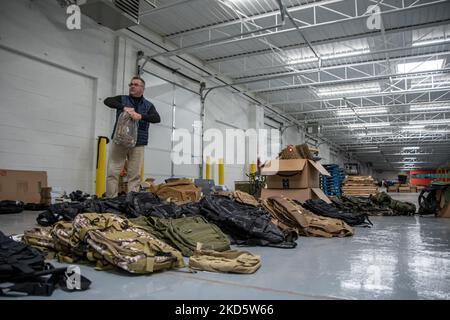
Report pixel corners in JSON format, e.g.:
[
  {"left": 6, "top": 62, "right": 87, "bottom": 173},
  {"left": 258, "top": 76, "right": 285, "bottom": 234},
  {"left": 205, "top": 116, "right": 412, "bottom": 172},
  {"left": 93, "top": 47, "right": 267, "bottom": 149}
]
[
  {"left": 260, "top": 158, "right": 331, "bottom": 203},
  {"left": 398, "top": 184, "right": 411, "bottom": 193},
  {"left": 388, "top": 184, "right": 399, "bottom": 192},
  {"left": 40, "top": 187, "right": 52, "bottom": 205},
  {"left": 410, "top": 186, "right": 418, "bottom": 193},
  {"left": 0, "top": 169, "right": 48, "bottom": 203},
  {"left": 342, "top": 176, "right": 378, "bottom": 196}
]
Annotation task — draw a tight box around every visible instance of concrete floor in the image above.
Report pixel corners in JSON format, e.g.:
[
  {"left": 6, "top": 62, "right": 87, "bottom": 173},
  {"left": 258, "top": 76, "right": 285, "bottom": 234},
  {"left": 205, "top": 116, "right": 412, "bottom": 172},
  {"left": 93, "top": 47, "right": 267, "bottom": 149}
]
[{"left": 1, "top": 193, "right": 450, "bottom": 300}]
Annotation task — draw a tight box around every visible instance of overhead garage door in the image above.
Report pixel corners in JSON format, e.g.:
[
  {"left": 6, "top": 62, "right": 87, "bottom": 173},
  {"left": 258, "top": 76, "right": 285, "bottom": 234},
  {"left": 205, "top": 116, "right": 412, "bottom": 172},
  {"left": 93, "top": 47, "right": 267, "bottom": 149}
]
[
  {"left": 142, "top": 73, "right": 201, "bottom": 183},
  {"left": 0, "top": 47, "right": 96, "bottom": 193}
]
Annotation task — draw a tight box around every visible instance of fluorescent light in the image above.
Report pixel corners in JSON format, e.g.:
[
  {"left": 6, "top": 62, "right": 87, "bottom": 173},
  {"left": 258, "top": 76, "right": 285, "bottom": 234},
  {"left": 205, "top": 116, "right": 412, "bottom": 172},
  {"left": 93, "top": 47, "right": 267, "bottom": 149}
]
[
  {"left": 285, "top": 56, "right": 319, "bottom": 65},
  {"left": 317, "top": 86, "right": 380, "bottom": 97},
  {"left": 410, "top": 81, "right": 450, "bottom": 89},
  {"left": 322, "top": 49, "right": 370, "bottom": 60},
  {"left": 356, "top": 131, "right": 392, "bottom": 137},
  {"left": 412, "top": 38, "right": 450, "bottom": 46},
  {"left": 403, "top": 146, "right": 420, "bottom": 150},
  {"left": 409, "top": 119, "right": 450, "bottom": 125},
  {"left": 429, "top": 129, "right": 450, "bottom": 134},
  {"left": 410, "top": 104, "right": 450, "bottom": 111},
  {"left": 347, "top": 122, "right": 390, "bottom": 128},
  {"left": 397, "top": 59, "right": 444, "bottom": 74},
  {"left": 336, "top": 107, "right": 387, "bottom": 116},
  {"left": 402, "top": 125, "right": 425, "bottom": 130}
]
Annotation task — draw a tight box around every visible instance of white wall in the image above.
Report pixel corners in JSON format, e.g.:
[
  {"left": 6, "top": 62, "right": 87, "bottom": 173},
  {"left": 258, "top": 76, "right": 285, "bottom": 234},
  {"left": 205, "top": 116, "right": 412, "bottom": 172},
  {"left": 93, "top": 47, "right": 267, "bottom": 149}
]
[
  {"left": 0, "top": 0, "right": 262, "bottom": 193},
  {"left": 0, "top": 0, "right": 373, "bottom": 193},
  {"left": 0, "top": 0, "right": 116, "bottom": 193}
]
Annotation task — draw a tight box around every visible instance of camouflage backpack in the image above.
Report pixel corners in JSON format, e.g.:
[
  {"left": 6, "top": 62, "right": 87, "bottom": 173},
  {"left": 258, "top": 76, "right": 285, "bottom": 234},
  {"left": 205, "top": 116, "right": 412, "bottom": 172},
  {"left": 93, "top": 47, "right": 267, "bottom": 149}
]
[
  {"left": 113, "top": 111, "right": 138, "bottom": 148},
  {"left": 370, "top": 192, "right": 416, "bottom": 216},
  {"left": 262, "top": 196, "right": 354, "bottom": 238},
  {"left": 151, "top": 179, "right": 202, "bottom": 205},
  {"left": 23, "top": 227, "right": 55, "bottom": 251},
  {"left": 72, "top": 213, "right": 185, "bottom": 273}
]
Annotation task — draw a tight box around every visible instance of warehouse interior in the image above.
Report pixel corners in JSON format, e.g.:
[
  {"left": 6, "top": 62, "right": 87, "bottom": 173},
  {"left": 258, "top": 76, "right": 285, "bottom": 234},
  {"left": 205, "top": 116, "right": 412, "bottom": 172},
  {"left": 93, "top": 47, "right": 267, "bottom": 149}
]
[{"left": 1, "top": 0, "right": 450, "bottom": 301}]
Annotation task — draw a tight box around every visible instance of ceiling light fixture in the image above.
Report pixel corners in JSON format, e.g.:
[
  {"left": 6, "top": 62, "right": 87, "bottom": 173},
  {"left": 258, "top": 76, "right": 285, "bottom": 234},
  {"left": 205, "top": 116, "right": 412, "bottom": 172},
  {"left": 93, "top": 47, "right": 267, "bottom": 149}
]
[
  {"left": 347, "top": 122, "right": 390, "bottom": 129},
  {"left": 397, "top": 59, "right": 444, "bottom": 74}
]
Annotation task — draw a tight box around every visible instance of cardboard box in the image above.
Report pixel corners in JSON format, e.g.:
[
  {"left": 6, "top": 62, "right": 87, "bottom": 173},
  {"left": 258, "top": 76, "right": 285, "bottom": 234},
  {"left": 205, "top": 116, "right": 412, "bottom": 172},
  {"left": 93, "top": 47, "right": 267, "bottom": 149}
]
[
  {"left": 0, "top": 169, "right": 47, "bottom": 203},
  {"left": 260, "top": 187, "right": 331, "bottom": 204},
  {"left": 261, "top": 159, "right": 330, "bottom": 189},
  {"left": 388, "top": 186, "right": 398, "bottom": 192},
  {"left": 398, "top": 186, "right": 411, "bottom": 193}
]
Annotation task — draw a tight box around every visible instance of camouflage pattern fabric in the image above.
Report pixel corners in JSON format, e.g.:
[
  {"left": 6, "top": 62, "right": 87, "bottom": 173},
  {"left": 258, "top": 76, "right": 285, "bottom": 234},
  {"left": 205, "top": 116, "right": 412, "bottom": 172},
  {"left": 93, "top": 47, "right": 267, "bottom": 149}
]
[
  {"left": 72, "top": 213, "right": 185, "bottom": 273},
  {"left": 278, "top": 143, "right": 313, "bottom": 160},
  {"left": 23, "top": 227, "right": 56, "bottom": 258},
  {"left": 370, "top": 192, "right": 416, "bottom": 216},
  {"left": 330, "top": 196, "right": 393, "bottom": 216}
]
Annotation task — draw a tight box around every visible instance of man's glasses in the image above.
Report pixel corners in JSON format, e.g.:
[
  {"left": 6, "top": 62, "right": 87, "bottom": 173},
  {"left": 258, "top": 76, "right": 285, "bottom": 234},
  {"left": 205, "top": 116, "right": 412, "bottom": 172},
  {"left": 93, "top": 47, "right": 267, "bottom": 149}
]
[{"left": 128, "top": 83, "right": 143, "bottom": 87}]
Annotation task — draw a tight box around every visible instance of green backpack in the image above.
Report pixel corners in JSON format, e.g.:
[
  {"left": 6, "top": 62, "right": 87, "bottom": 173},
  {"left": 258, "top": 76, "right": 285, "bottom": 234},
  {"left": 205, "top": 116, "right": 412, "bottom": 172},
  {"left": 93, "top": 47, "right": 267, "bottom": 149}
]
[{"left": 132, "top": 215, "right": 231, "bottom": 257}]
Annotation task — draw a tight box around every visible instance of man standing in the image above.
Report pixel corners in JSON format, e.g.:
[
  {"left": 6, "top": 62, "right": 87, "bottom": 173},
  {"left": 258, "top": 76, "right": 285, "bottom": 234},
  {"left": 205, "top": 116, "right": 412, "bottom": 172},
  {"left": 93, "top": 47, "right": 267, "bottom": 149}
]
[{"left": 104, "top": 76, "right": 160, "bottom": 197}]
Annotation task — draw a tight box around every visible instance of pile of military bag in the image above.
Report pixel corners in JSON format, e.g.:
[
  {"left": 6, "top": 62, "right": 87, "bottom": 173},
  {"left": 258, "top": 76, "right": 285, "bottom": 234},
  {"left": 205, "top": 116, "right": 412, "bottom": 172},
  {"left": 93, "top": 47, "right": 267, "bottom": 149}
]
[
  {"left": 370, "top": 192, "right": 416, "bottom": 216},
  {"left": 418, "top": 182, "right": 450, "bottom": 217},
  {"left": 198, "top": 194, "right": 297, "bottom": 248},
  {"left": 131, "top": 215, "right": 230, "bottom": 256},
  {"left": 302, "top": 199, "right": 373, "bottom": 227},
  {"left": 262, "top": 196, "right": 354, "bottom": 237},
  {"left": 25, "top": 213, "right": 185, "bottom": 274},
  {"left": 278, "top": 143, "right": 314, "bottom": 160},
  {"left": 330, "top": 195, "right": 393, "bottom": 216},
  {"left": 1, "top": 230, "right": 91, "bottom": 296},
  {"left": 36, "top": 191, "right": 201, "bottom": 227},
  {"left": 0, "top": 200, "right": 24, "bottom": 214},
  {"left": 150, "top": 178, "right": 202, "bottom": 205}
]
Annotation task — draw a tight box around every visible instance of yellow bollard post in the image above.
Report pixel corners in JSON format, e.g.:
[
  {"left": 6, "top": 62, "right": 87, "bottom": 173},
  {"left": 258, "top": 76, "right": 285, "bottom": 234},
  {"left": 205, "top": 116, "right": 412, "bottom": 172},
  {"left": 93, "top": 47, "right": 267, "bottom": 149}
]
[
  {"left": 205, "top": 156, "right": 211, "bottom": 179},
  {"left": 140, "top": 158, "right": 144, "bottom": 183},
  {"left": 95, "top": 136, "right": 109, "bottom": 198},
  {"left": 218, "top": 158, "right": 225, "bottom": 186},
  {"left": 250, "top": 162, "right": 257, "bottom": 175}
]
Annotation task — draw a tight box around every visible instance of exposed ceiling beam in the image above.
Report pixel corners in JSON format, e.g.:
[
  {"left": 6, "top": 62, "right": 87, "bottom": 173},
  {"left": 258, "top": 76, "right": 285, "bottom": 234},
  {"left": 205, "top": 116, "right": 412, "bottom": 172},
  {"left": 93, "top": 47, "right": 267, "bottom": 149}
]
[
  {"left": 206, "top": 50, "right": 450, "bottom": 90},
  {"left": 205, "top": 19, "right": 450, "bottom": 63},
  {"left": 246, "top": 68, "right": 450, "bottom": 94},
  {"left": 149, "top": 0, "right": 448, "bottom": 59},
  {"left": 226, "top": 43, "right": 450, "bottom": 80},
  {"left": 140, "top": 0, "right": 203, "bottom": 17},
  {"left": 269, "top": 87, "right": 450, "bottom": 106},
  {"left": 163, "top": 0, "right": 344, "bottom": 38}
]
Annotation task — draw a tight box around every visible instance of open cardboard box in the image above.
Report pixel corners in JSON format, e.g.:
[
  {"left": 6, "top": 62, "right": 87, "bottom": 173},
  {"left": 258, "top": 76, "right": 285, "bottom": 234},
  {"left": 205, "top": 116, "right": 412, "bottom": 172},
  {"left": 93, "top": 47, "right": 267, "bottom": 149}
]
[
  {"left": 260, "top": 187, "right": 331, "bottom": 204},
  {"left": 261, "top": 159, "right": 330, "bottom": 189}
]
